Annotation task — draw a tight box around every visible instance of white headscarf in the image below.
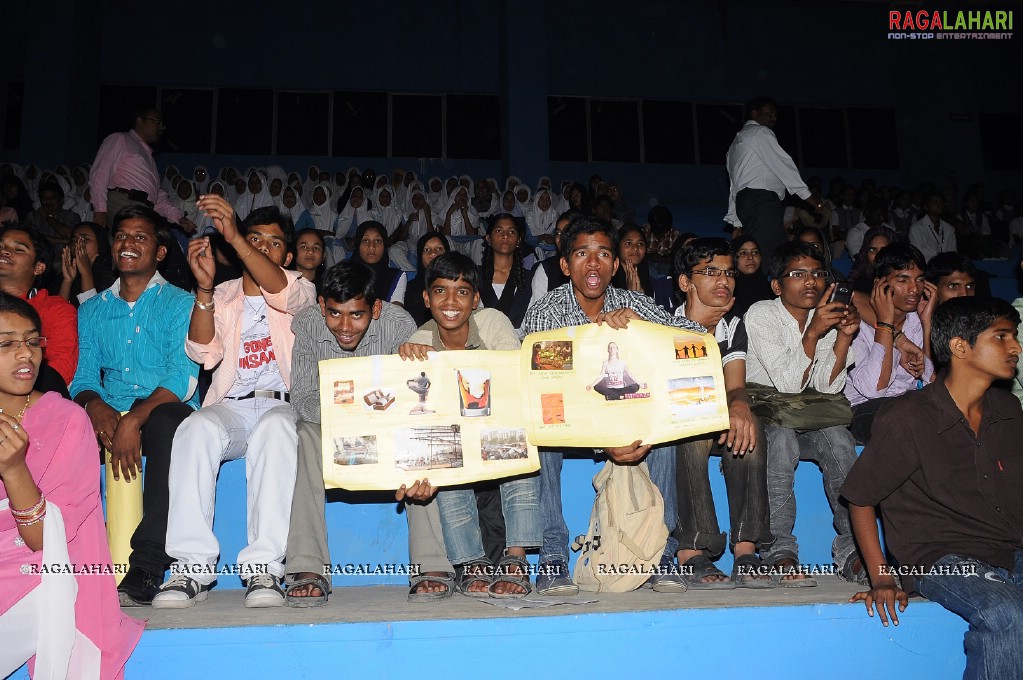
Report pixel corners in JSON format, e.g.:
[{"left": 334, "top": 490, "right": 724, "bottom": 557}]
[
  {"left": 372, "top": 185, "right": 404, "bottom": 237},
  {"left": 426, "top": 176, "right": 444, "bottom": 211},
  {"left": 160, "top": 165, "right": 180, "bottom": 193},
  {"left": 440, "top": 186, "right": 479, "bottom": 237},
  {"left": 279, "top": 185, "right": 307, "bottom": 225},
  {"left": 335, "top": 186, "right": 372, "bottom": 238},
  {"left": 170, "top": 180, "right": 199, "bottom": 223},
  {"left": 303, "top": 165, "right": 320, "bottom": 203},
  {"left": 308, "top": 183, "right": 336, "bottom": 233},
  {"left": 233, "top": 170, "right": 274, "bottom": 221},
  {"left": 526, "top": 188, "right": 558, "bottom": 238},
  {"left": 194, "top": 180, "right": 226, "bottom": 232},
  {"left": 192, "top": 165, "right": 210, "bottom": 194},
  {"left": 402, "top": 184, "right": 434, "bottom": 248}
]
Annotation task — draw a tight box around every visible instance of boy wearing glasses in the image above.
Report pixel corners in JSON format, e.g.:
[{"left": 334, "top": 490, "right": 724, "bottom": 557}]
[
  {"left": 671, "top": 238, "right": 773, "bottom": 588},
  {"left": 745, "top": 241, "right": 862, "bottom": 586}
]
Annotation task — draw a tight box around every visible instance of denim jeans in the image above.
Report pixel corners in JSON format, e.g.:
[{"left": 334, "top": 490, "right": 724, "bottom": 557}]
[
  {"left": 436, "top": 475, "right": 541, "bottom": 565},
  {"left": 917, "top": 551, "right": 1023, "bottom": 680},
  {"left": 673, "top": 424, "right": 772, "bottom": 559},
  {"left": 760, "top": 425, "right": 857, "bottom": 569},
  {"left": 538, "top": 445, "right": 677, "bottom": 564}
]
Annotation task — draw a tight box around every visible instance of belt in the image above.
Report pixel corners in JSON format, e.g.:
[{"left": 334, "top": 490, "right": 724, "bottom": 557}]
[
  {"left": 108, "top": 187, "right": 154, "bottom": 208},
  {"left": 227, "top": 390, "right": 290, "bottom": 403}
]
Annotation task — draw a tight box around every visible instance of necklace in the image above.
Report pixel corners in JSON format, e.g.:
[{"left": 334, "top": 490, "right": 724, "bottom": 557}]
[
  {"left": 16, "top": 394, "right": 30, "bottom": 421},
  {"left": 0, "top": 394, "right": 32, "bottom": 421}
]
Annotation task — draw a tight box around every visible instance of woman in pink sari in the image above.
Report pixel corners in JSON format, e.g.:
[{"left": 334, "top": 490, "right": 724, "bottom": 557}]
[{"left": 0, "top": 293, "right": 143, "bottom": 679}]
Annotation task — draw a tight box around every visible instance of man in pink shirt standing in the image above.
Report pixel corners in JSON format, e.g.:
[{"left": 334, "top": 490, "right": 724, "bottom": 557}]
[
  {"left": 152, "top": 197, "right": 316, "bottom": 609},
  {"left": 89, "top": 108, "right": 196, "bottom": 233}
]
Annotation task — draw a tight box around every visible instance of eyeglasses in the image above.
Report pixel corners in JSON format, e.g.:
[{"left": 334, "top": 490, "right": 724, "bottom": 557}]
[
  {"left": 691, "top": 268, "right": 737, "bottom": 278},
  {"left": 142, "top": 117, "right": 165, "bottom": 127},
  {"left": 0, "top": 337, "right": 47, "bottom": 352},
  {"left": 781, "top": 269, "right": 830, "bottom": 280}
]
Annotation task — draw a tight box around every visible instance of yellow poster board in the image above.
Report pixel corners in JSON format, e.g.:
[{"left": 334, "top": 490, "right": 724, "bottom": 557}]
[
  {"left": 319, "top": 350, "right": 536, "bottom": 491},
  {"left": 522, "top": 320, "right": 729, "bottom": 448},
  {"left": 319, "top": 320, "right": 728, "bottom": 491}
]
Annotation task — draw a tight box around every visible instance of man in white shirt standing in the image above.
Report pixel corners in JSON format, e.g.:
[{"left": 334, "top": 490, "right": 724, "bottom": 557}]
[
  {"left": 724, "top": 96, "right": 822, "bottom": 270},
  {"left": 909, "top": 192, "right": 958, "bottom": 263}
]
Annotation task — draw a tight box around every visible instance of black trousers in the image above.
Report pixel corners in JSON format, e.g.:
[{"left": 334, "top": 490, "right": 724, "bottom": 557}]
[
  {"left": 850, "top": 397, "right": 896, "bottom": 446},
  {"left": 128, "top": 401, "right": 194, "bottom": 575},
  {"left": 735, "top": 188, "right": 786, "bottom": 271}
]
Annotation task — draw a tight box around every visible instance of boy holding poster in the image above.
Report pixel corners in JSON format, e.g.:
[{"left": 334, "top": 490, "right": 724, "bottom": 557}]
[
  {"left": 399, "top": 253, "right": 541, "bottom": 597},
  {"left": 522, "top": 215, "right": 705, "bottom": 595}
]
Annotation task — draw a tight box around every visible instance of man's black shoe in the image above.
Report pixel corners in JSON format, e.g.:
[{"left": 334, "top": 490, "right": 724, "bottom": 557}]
[{"left": 118, "top": 566, "right": 162, "bottom": 607}]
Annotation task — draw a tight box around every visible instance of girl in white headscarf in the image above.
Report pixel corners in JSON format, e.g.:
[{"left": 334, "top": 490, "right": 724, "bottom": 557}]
[
  {"left": 265, "top": 165, "right": 287, "bottom": 208},
  {"left": 192, "top": 166, "right": 210, "bottom": 195},
  {"left": 526, "top": 188, "right": 558, "bottom": 252},
  {"left": 170, "top": 178, "right": 199, "bottom": 226},
  {"left": 160, "top": 165, "right": 180, "bottom": 193},
  {"left": 335, "top": 185, "right": 373, "bottom": 240},
  {"left": 504, "top": 175, "right": 521, "bottom": 193},
  {"left": 441, "top": 186, "right": 480, "bottom": 238},
  {"left": 514, "top": 184, "right": 532, "bottom": 218},
  {"left": 233, "top": 170, "right": 274, "bottom": 221},
  {"left": 389, "top": 184, "right": 436, "bottom": 271},
  {"left": 22, "top": 165, "right": 41, "bottom": 202},
  {"left": 194, "top": 180, "right": 226, "bottom": 233},
  {"left": 306, "top": 183, "right": 344, "bottom": 266},
  {"left": 280, "top": 185, "right": 312, "bottom": 232},
  {"left": 302, "top": 165, "right": 320, "bottom": 202},
  {"left": 372, "top": 185, "right": 404, "bottom": 239},
  {"left": 425, "top": 176, "right": 445, "bottom": 213},
  {"left": 72, "top": 165, "right": 90, "bottom": 198}
]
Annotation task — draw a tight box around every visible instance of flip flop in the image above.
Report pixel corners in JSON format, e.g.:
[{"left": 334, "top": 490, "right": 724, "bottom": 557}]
[{"left": 731, "top": 553, "right": 776, "bottom": 589}]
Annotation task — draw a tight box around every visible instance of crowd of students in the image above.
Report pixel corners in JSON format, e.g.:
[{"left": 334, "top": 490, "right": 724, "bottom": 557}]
[{"left": 1, "top": 158, "right": 1022, "bottom": 679}]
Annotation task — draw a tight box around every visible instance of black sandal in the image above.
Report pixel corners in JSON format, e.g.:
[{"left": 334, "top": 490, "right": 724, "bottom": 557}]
[
  {"left": 457, "top": 560, "right": 493, "bottom": 599},
  {"left": 489, "top": 553, "right": 532, "bottom": 599}
]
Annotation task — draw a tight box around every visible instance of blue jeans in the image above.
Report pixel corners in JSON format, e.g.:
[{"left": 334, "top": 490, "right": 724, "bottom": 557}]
[
  {"left": 436, "top": 476, "right": 541, "bottom": 565},
  {"left": 917, "top": 551, "right": 1023, "bottom": 680},
  {"left": 761, "top": 425, "right": 857, "bottom": 569},
  {"left": 538, "top": 445, "right": 677, "bottom": 564}
]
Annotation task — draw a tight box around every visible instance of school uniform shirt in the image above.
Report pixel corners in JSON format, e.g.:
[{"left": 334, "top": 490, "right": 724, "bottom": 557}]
[{"left": 908, "top": 216, "right": 958, "bottom": 263}]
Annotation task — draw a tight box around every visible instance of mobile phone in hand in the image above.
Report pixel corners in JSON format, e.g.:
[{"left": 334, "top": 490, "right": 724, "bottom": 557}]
[{"left": 829, "top": 281, "right": 854, "bottom": 306}]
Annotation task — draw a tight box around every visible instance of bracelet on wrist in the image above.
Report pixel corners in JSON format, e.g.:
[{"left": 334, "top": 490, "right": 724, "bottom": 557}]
[
  {"left": 196, "top": 285, "right": 215, "bottom": 294},
  {"left": 194, "top": 299, "right": 216, "bottom": 312}
]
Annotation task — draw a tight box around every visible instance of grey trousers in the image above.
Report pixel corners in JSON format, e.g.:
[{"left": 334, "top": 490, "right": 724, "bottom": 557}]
[{"left": 285, "top": 420, "right": 453, "bottom": 580}]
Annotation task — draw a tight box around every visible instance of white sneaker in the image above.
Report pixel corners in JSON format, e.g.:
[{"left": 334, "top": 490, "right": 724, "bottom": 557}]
[
  {"left": 244, "top": 573, "right": 285, "bottom": 608},
  {"left": 152, "top": 574, "right": 210, "bottom": 609}
]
